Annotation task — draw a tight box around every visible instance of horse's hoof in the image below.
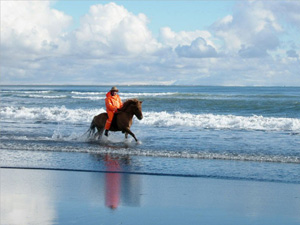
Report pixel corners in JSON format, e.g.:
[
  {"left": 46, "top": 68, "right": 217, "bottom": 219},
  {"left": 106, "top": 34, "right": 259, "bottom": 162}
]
[
  {"left": 101, "top": 135, "right": 109, "bottom": 143},
  {"left": 124, "top": 138, "right": 131, "bottom": 144},
  {"left": 137, "top": 140, "right": 142, "bottom": 145}
]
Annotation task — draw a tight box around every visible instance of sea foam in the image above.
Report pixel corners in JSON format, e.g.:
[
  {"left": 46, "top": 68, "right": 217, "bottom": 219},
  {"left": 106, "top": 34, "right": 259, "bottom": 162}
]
[
  {"left": 1, "top": 106, "right": 300, "bottom": 131},
  {"left": 0, "top": 106, "right": 103, "bottom": 123},
  {"left": 140, "top": 111, "right": 300, "bottom": 132}
]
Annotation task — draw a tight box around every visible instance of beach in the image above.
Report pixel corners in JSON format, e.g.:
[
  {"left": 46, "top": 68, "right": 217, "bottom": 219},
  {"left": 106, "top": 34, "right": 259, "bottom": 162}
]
[{"left": 1, "top": 167, "right": 300, "bottom": 225}]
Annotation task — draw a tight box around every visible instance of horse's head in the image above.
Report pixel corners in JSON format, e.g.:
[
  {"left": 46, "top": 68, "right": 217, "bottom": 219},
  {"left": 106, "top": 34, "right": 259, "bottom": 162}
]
[
  {"left": 134, "top": 100, "right": 143, "bottom": 120},
  {"left": 121, "top": 99, "right": 143, "bottom": 120}
]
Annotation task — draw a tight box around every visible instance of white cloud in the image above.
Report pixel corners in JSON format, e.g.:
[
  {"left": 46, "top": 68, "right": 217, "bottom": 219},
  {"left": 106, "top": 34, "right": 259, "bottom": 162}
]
[
  {"left": 1, "top": 1, "right": 71, "bottom": 54},
  {"left": 265, "top": 1, "right": 300, "bottom": 29},
  {"left": 1, "top": 1, "right": 72, "bottom": 81},
  {"left": 175, "top": 37, "right": 218, "bottom": 58},
  {"left": 74, "top": 3, "right": 160, "bottom": 56},
  {"left": 159, "top": 27, "right": 214, "bottom": 48},
  {"left": 212, "top": 1, "right": 282, "bottom": 56},
  {"left": 158, "top": 27, "right": 219, "bottom": 59}
]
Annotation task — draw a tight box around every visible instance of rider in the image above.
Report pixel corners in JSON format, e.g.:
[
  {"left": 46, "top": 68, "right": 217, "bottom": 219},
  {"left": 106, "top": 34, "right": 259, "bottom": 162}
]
[{"left": 104, "top": 86, "right": 123, "bottom": 136}]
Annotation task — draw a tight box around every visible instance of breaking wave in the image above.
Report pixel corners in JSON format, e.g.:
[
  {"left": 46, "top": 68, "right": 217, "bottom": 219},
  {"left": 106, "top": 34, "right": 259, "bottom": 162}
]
[
  {"left": 1, "top": 106, "right": 300, "bottom": 132},
  {"left": 72, "top": 96, "right": 105, "bottom": 100},
  {"left": 141, "top": 111, "right": 300, "bottom": 131},
  {"left": 0, "top": 106, "right": 103, "bottom": 123},
  {"left": 121, "top": 92, "right": 177, "bottom": 97},
  {"left": 71, "top": 91, "right": 106, "bottom": 95},
  {"left": 26, "top": 94, "right": 67, "bottom": 99}
]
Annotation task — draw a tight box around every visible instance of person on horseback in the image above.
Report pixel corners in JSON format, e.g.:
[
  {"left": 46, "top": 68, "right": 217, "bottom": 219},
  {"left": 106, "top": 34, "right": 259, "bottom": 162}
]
[{"left": 104, "top": 86, "right": 123, "bottom": 136}]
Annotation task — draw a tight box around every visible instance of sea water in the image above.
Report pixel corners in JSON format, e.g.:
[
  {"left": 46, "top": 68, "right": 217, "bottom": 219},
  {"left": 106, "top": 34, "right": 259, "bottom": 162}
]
[{"left": 1, "top": 86, "right": 300, "bottom": 183}]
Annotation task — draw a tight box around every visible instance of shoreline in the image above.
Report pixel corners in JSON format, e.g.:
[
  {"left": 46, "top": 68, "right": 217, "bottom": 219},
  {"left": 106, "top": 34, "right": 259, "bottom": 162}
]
[
  {"left": 1, "top": 147, "right": 300, "bottom": 184},
  {"left": 1, "top": 166, "right": 300, "bottom": 185},
  {"left": 1, "top": 167, "right": 300, "bottom": 225}
]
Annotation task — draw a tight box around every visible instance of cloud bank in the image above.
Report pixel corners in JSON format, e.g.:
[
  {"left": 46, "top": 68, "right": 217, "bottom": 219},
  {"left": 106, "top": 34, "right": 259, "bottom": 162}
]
[{"left": 1, "top": 1, "right": 300, "bottom": 86}]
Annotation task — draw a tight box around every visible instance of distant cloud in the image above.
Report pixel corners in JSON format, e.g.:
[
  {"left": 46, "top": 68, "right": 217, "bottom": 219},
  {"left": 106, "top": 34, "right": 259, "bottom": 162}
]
[
  {"left": 238, "top": 45, "right": 267, "bottom": 58},
  {"left": 266, "top": 1, "right": 300, "bottom": 29},
  {"left": 175, "top": 37, "right": 218, "bottom": 58},
  {"left": 159, "top": 27, "right": 214, "bottom": 48},
  {"left": 212, "top": 0, "right": 282, "bottom": 56},
  {"left": 287, "top": 49, "right": 299, "bottom": 58}
]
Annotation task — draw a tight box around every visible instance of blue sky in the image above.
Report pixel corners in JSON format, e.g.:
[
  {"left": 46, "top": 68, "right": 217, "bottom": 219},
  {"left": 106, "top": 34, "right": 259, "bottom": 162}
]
[
  {"left": 53, "top": 1, "right": 234, "bottom": 34},
  {"left": 1, "top": 0, "right": 300, "bottom": 86}
]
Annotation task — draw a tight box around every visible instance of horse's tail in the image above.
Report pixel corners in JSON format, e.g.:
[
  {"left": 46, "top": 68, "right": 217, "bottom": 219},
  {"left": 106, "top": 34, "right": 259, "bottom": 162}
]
[
  {"left": 87, "top": 114, "right": 106, "bottom": 140},
  {"left": 90, "top": 119, "right": 96, "bottom": 134},
  {"left": 85, "top": 118, "right": 96, "bottom": 139}
]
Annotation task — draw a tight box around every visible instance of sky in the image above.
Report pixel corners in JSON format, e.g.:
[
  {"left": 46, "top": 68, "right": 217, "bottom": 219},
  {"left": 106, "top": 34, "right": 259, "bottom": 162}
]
[{"left": 1, "top": 0, "right": 300, "bottom": 86}]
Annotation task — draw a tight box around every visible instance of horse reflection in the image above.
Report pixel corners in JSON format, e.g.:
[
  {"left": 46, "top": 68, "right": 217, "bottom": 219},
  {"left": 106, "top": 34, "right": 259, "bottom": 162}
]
[
  {"left": 102, "top": 154, "right": 141, "bottom": 210},
  {"left": 105, "top": 154, "right": 121, "bottom": 209}
]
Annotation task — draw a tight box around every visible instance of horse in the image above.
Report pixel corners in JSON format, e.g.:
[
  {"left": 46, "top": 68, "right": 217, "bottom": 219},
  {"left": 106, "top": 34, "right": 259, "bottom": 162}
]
[{"left": 88, "top": 99, "right": 143, "bottom": 142}]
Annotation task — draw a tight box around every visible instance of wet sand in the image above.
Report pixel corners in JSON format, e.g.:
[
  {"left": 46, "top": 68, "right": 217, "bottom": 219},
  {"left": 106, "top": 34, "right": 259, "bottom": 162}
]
[{"left": 1, "top": 167, "right": 300, "bottom": 225}]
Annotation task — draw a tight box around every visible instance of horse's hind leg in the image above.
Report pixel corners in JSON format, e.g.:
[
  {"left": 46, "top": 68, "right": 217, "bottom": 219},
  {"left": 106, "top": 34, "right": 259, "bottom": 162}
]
[{"left": 96, "top": 127, "right": 104, "bottom": 140}]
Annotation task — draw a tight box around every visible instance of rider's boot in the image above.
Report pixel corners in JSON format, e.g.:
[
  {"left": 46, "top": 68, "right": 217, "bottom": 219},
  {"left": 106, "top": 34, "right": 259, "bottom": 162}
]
[{"left": 104, "top": 130, "right": 109, "bottom": 137}]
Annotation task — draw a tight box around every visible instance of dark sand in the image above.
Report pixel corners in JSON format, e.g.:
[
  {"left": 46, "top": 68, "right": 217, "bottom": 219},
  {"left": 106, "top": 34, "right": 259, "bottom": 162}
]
[{"left": 1, "top": 168, "right": 300, "bottom": 225}]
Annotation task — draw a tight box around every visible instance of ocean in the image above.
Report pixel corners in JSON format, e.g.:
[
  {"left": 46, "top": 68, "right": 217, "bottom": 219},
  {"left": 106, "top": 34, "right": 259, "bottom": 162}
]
[{"left": 1, "top": 85, "right": 300, "bottom": 183}]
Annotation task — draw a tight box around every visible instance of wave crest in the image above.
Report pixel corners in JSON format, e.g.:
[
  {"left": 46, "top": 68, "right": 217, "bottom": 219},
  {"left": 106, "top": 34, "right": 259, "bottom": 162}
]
[
  {"left": 0, "top": 106, "right": 103, "bottom": 123},
  {"left": 140, "top": 111, "right": 300, "bottom": 131}
]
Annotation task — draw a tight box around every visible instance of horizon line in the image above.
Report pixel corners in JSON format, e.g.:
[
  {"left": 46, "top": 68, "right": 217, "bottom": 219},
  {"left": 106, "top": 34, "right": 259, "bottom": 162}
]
[{"left": 1, "top": 84, "right": 299, "bottom": 88}]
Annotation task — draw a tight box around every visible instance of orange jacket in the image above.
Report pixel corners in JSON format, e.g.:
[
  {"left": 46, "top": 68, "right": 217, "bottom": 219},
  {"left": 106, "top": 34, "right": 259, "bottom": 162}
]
[{"left": 105, "top": 91, "right": 123, "bottom": 113}]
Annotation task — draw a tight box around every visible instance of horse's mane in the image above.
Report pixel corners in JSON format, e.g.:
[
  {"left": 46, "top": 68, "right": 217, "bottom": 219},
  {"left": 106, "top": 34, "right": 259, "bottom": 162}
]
[{"left": 119, "top": 98, "right": 139, "bottom": 112}]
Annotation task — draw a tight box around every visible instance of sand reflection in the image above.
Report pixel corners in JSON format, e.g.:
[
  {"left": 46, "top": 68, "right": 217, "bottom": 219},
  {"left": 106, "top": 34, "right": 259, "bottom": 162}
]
[
  {"left": 103, "top": 154, "right": 141, "bottom": 209},
  {"left": 0, "top": 169, "right": 56, "bottom": 225}
]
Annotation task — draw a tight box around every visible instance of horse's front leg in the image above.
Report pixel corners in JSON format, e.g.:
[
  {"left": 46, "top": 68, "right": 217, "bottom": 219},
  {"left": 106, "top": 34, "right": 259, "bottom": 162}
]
[{"left": 124, "top": 128, "right": 138, "bottom": 142}]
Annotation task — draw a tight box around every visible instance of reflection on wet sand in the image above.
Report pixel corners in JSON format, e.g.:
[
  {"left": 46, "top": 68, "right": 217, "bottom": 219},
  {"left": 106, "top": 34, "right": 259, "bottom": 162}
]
[
  {"left": 0, "top": 169, "right": 56, "bottom": 225},
  {"left": 2, "top": 165, "right": 300, "bottom": 225},
  {"left": 95, "top": 153, "right": 142, "bottom": 209},
  {"left": 105, "top": 154, "right": 121, "bottom": 209},
  {"left": 1, "top": 154, "right": 142, "bottom": 224}
]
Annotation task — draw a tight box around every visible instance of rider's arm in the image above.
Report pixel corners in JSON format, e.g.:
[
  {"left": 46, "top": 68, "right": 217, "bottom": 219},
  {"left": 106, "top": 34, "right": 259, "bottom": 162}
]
[{"left": 105, "top": 98, "right": 118, "bottom": 112}]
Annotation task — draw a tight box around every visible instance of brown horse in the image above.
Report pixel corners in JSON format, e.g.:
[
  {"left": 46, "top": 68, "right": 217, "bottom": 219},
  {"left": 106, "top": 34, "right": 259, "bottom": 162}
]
[{"left": 89, "top": 99, "right": 143, "bottom": 142}]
